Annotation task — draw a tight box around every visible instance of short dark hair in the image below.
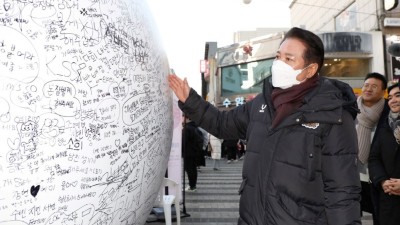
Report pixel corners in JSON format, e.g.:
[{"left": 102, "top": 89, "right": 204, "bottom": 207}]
[
  {"left": 364, "top": 72, "right": 387, "bottom": 90},
  {"left": 282, "top": 27, "right": 324, "bottom": 73},
  {"left": 387, "top": 80, "right": 399, "bottom": 94}
]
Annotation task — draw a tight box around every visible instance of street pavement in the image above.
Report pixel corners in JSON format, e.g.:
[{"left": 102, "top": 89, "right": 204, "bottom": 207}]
[{"left": 145, "top": 158, "right": 373, "bottom": 225}]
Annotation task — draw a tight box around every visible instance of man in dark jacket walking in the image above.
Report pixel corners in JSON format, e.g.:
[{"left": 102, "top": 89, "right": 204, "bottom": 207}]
[
  {"left": 169, "top": 27, "right": 361, "bottom": 224},
  {"left": 182, "top": 116, "right": 202, "bottom": 192}
]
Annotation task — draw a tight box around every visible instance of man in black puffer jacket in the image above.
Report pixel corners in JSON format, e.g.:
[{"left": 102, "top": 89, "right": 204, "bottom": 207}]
[
  {"left": 169, "top": 27, "right": 361, "bottom": 225},
  {"left": 182, "top": 116, "right": 203, "bottom": 191}
]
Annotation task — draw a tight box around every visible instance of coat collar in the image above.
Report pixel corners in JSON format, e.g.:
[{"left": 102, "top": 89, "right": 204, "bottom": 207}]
[{"left": 262, "top": 76, "right": 359, "bottom": 129}]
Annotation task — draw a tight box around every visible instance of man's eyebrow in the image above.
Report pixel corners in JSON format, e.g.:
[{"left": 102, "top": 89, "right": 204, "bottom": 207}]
[
  {"left": 280, "top": 52, "right": 296, "bottom": 59},
  {"left": 285, "top": 53, "right": 296, "bottom": 59},
  {"left": 364, "top": 83, "right": 379, "bottom": 87},
  {"left": 389, "top": 91, "right": 400, "bottom": 97}
]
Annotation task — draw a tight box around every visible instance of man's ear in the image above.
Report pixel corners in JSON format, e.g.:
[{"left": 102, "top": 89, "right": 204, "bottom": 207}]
[{"left": 306, "top": 63, "right": 319, "bottom": 78}]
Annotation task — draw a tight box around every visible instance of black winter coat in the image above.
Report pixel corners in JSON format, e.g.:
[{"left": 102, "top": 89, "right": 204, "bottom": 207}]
[
  {"left": 222, "top": 139, "right": 239, "bottom": 148},
  {"left": 182, "top": 121, "right": 202, "bottom": 158},
  {"left": 179, "top": 76, "right": 361, "bottom": 225},
  {"left": 368, "top": 114, "right": 400, "bottom": 225}
]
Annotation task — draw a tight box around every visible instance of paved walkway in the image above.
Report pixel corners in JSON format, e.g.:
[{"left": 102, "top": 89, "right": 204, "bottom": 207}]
[{"left": 145, "top": 158, "right": 373, "bottom": 225}]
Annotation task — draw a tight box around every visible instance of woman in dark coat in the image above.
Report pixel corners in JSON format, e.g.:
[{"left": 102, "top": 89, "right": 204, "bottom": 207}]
[{"left": 369, "top": 82, "right": 400, "bottom": 225}]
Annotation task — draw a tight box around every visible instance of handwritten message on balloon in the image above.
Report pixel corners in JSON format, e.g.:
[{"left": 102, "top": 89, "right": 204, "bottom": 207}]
[{"left": 0, "top": 0, "right": 173, "bottom": 224}]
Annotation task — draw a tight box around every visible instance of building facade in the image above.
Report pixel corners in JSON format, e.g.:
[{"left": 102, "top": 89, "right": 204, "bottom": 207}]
[
  {"left": 290, "top": 0, "right": 400, "bottom": 81},
  {"left": 204, "top": 0, "right": 400, "bottom": 109}
]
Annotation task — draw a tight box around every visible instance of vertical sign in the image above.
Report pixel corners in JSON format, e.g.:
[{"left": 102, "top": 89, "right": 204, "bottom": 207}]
[{"left": 200, "top": 60, "right": 209, "bottom": 78}]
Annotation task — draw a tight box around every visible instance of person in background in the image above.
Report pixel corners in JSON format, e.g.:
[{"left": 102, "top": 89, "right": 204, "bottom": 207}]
[
  {"left": 169, "top": 27, "right": 361, "bottom": 224},
  {"left": 356, "top": 72, "right": 388, "bottom": 224},
  {"left": 209, "top": 134, "right": 222, "bottom": 170},
  {"left": 369, "top": 80, "right": 400, "bottom": 225},
  {"left": 223, "top": 139, "right": 239, "bottom": 164},
  {"left": 182, "top": 116, "right": 201, "bottom": 192}
]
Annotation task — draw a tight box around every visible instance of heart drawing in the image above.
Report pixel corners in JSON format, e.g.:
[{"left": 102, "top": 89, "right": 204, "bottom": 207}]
[{"left": 30, "top": 185, "right": 40, "bottom": 197}]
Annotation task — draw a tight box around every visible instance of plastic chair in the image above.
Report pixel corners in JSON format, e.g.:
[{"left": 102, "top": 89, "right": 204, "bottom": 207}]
[{"left": 155, "top": 177, "right": 181, "bottom": 225}]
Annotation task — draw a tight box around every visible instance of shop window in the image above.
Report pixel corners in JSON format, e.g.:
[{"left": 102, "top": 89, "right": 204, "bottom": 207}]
[
  {"left": 220, "top": 57, "right": 369, "bottom": 98},
  {"left": 320, "top": 58, "right": 370, "bottom": 78},
  {"left": 221, "top": 58, "right": 273, "bottom": 97}
]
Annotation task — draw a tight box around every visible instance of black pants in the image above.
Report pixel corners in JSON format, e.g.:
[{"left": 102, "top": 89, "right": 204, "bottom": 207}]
[
  {"left": 227, "top": 146, "right": 237, "bottom": 160},
  {"left": 184, "top": 157, "right": 197, "bottom": 188},
  {"left": 361, "top": 181, "right": 374, "bottom": 214},
  {"left": 371, "top": 182, "right": 380, "bottom": 225},
  {"left": 361, "top": 181, "right": 380, "bottom": 225}
]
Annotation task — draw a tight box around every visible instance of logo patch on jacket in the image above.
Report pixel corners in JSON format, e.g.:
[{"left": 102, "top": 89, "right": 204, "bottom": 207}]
[
  {"left": 259, "top": 104, "right": 267, "bottom": 113},
  {"left": 301, "top": 123, "right": 319, "bottom": 129}
]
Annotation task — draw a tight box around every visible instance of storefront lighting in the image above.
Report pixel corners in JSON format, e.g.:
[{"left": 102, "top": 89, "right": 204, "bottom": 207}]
[{"left": 388, "top": 35, "right": 400, "bottom": 42}]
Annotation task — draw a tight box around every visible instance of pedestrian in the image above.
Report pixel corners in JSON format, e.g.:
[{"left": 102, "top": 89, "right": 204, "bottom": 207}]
[
  {"left": 182, "top": 115, "right": 202, "bottom": 192},
  {"left": 238, "top": 139, "right": 246, "bottom": 160},
  {"left": 356, "top": 72, "right": 388, "bottom": 225},
  {"left": 169, "top": 27, "right": 361, "bottom": 224},
  {"left": 368, "top": 80, "right": 400, "bottom": 225},
  {"left": 209, "top": 134, "right": 222, "bottom": 170},
  {"left": 223, "top": 139, "right": 239, "bottom": 163}
]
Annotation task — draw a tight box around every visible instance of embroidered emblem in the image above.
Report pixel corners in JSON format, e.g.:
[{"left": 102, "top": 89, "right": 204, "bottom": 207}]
[
  {"left": 302, "top": 123, "right": 319, "bottom": 129},
  {"left": 259, "top": 104, "right": 267, "bottom": 113}
]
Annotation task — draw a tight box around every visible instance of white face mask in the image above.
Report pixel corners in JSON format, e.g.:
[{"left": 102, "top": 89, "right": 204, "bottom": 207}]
[{"left": 271, "top": 60, "right": 309, "bottom": 89}]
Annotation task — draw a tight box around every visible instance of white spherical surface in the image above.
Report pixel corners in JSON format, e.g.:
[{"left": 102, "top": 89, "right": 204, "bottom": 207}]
[
  {"left": 243, "top": 0, "right": 252, "bottom": 4},
  {"left": 0, "top": 0, "right": 173, "bottom": 224}
]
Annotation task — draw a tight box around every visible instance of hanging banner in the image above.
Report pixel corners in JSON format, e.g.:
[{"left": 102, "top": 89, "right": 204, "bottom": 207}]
[{"left": 167, "top": 97, "right": 183, "bottom": 201}]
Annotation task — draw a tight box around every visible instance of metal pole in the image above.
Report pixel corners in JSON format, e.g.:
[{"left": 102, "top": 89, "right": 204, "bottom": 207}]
[
  {"left": 181, "top": 115, "right": 190, "bottom": 218},
  {"left": 201, "top": 72, "right": 206, "bottom": 99}
]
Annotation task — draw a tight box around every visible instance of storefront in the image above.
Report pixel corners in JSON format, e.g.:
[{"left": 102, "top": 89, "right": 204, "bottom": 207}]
[{"left": 211, "top": 31, "right": 385, "bottom": 109}]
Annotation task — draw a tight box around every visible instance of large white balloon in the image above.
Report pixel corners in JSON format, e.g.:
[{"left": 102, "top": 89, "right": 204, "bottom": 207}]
[{"left": 0, "top": 0, "right": 173, "bottom": 224}]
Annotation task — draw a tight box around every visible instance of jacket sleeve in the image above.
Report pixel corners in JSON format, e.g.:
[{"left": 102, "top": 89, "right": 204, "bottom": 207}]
[
  {"left": 178, "top": 88, "right": 249, "bottom": 140},
  {"left": 322, "top": 110, "right": 361, "bottom": 224}
]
